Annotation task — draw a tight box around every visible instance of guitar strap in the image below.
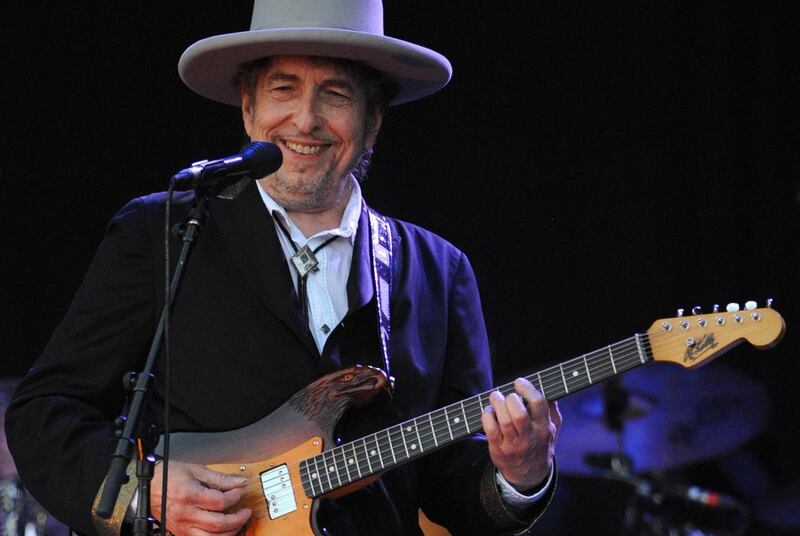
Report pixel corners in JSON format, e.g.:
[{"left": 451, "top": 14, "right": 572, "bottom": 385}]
[{"left": 367, "top": 205, "right": 395, "bottom": 393}]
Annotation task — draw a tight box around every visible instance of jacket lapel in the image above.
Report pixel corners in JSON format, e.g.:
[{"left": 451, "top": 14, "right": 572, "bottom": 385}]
[
  {"left": 346, "top": 203, "right": 375, "bottom": 313},
  {"left": 209, "top": 182, "right": 319, "bottom": 356}
]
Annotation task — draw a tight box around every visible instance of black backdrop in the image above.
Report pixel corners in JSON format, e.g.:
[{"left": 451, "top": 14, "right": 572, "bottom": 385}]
[{"left": 2, "top": 3, "right": 798, "bottom": 535}]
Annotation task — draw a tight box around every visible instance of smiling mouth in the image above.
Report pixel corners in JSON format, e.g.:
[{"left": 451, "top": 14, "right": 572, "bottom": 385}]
[{"left": 284, "top": 140, "right": 330, "bottom": 155}]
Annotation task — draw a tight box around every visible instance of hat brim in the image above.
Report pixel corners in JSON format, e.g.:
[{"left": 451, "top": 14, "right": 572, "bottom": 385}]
[{"left": 178, "top": 28, "right": 452, "bottom": 106}]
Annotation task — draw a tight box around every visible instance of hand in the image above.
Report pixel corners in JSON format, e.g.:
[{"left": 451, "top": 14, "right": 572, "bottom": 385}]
[
  {"left": 150, "top": 460, "right": 252, "bottom": 536},
  {"left": 481, "top": 378, "right": 562, "bottom": 491}
]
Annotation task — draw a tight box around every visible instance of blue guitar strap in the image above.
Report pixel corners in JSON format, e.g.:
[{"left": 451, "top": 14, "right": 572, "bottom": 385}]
[{"left": 367, "top": 206, "right": 395, "bottom": 393}]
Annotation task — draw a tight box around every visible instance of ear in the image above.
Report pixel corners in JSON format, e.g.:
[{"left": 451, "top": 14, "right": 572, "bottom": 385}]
[
  {"left": 365, "top": 110, "right": 383, "bottom": 148},
  {"left": 241, "top": 84, "right": 254, "bottom": 137}
]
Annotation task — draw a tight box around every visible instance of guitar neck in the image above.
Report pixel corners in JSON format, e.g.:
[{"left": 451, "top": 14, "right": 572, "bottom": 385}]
[{"left": 299, "top": 333, "right": 653, "bottom": 498}]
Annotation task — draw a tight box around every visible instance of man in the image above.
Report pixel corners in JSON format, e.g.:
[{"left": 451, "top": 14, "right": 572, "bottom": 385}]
[{"left": 5, "top": 1, "right": 561, "bottom": 535}]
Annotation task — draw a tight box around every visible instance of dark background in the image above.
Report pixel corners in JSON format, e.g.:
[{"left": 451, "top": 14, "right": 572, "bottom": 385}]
[{"left": 2, "top": 2, "right": 798, "bottom": 535}]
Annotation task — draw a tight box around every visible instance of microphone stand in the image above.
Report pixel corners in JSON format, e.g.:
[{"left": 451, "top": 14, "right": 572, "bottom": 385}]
[{"left": 96, "top": 191, "right": 212, "bottom": 534}]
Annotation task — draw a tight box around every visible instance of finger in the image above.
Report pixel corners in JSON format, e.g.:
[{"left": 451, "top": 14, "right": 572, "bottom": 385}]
[
  {"left": 550, "top": 399, "right": 563, "bottom": 436},
  {"left": 191, "top": 465, "right": 249, "bottom": 491},
  {"left": 190, "top": 507, "right": 251, "bottom": 535},
  {"left": 481, "top": 405, "right": 500, "bottom": 442},
  {"left": 513, "top": 378, "right": 549, "bottom": 421},
  {"left": 194, "top": 486, "right": 248, "bottom": 513},
  {"left": 488, "top": 391, "right": 519, "bottom": 442}
]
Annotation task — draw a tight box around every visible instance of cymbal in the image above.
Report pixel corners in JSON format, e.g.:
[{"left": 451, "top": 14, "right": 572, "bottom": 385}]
[
  {"left": 555, "top": 363, "right": 769, "bottom": 476},
  {"left": 1, "top": 377, "right": 20, "bottom": 479}
]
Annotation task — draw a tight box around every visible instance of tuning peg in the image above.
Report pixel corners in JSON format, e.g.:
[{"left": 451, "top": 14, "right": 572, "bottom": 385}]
[
  {"left": 744, "top": 300, "right": 758, "bottom": 310},
  {"left": 677, "top": 308, "right": 685, "bottom": 317},
  {"left": 767, "top": 298, "right": 774, "bottom": 308},
  {"left": 691, "top": 306, "right": 702, "bottom": 315},
  {"left": 712, "top": 304, "right": 720, "bottom": 313},
  {"left": 726, "top": 302, "right": 740, "bottom": 312}
]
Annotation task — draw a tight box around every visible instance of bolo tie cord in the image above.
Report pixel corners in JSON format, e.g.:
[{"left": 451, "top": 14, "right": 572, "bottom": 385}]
[{"left": 272, "top": 214, "right": 339, "bottom": 320}]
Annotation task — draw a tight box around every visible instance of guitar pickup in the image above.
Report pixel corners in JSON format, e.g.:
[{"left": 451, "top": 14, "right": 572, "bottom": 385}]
[{"left": 260, "top": 464, "right": 298, "bottom": 519}]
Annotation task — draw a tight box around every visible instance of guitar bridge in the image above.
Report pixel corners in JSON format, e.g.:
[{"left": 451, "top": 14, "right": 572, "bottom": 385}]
[{"left": 260, "top": 464, "right": 298, "bottom": 519}]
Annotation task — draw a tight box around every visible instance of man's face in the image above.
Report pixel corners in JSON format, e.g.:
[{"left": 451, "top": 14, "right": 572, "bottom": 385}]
[{"left": 242, "top": 56, "right": 381, "bottom": 213}]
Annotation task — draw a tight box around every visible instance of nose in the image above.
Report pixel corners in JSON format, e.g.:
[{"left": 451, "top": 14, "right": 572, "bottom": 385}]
[{"left": 292, "top": 92, "right": 324, "bottom": 134}]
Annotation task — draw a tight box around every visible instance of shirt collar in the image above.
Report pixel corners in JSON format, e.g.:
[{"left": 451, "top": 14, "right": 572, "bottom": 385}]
[{"left": 256, "top": 176, "right": 362, "bottom": 245}]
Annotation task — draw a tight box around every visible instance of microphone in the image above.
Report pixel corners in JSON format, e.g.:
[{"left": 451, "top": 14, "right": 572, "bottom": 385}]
[
  {"left": 657, "top": 482, "right": 742, "bottom": 511},
  {"left": 172, "top": 141, "right": 283, "bottom": 191}
]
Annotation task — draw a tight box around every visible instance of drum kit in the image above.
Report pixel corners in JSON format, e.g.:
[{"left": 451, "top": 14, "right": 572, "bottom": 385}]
[{"left": 554, "top": 362, "right": 794, "bottom": 536}]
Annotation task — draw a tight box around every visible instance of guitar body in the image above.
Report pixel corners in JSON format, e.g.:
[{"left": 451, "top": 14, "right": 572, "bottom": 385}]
[{"left": 157, "top": 366, "right": 389, "bottom": 536}]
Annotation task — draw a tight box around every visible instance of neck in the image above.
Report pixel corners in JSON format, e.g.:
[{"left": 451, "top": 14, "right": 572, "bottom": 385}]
[{"left": 286, "top": 207, "right": 346, "bottom": 237}]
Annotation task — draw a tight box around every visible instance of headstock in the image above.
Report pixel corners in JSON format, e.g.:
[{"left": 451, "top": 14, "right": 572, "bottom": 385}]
[{"left": 647, "top": 300, "right": 785, "bottom": 368}]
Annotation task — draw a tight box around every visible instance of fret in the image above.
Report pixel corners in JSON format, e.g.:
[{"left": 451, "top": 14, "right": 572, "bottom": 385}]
[
  {"left": 430, "top": 408, "right": 448, "bottom": 446},
  {"left": 365, "top": 434, "right": 383, "bottom": 471},
  {"left": 400, "top": 421, "right": 422, "bottom": 459},
  {"left": 444, "top": 406, "right": 455, "bottom": 440},
  {"left": 583, "top": 354, "right": 593, "bottom": 384},
  {"left": 384, "top": 428, "right": 399, "bottom": 465},
  {"left": 300, "top": 459, "right": 315, "bottom": 497},
  {"left": 345, "top": 441, "right": 362, "bottom": 480},
  {"left": 459, "top": 402, "right": 470, "bottom": 433},
  {"left": 310, "top": 454, "right": 325, "bottom": 494},
  {"left": 361, "top": 437, "right": 374, "bottom": 474},
  {"left": 412, "top": 418, "right": 425, "bottom": 453},
  {"left": 540, "top": 368, "right": 562, "bottom": 399},
  {"left": 334, "top": 445, "right": 351, "bottom": 484},
  {"left": 559, "top": 363, "right": 569, "bottom": 394},
  {"left": 321, "top": 449, "right": 340, "bottom": 490},
  {"left": 609, "top": 345, "right": 618, "bottom": 374},
  {"left": 426, "top": 413, "right": 439, "bottom": 448},
  {"left": 445, "top": 404, "right": 469, "bottom": 439},
  {"left": 397, "top": 424, "right": 411, "bottom": 460},
  {"left": 537, "top": 371, "right": 546, "bottom": 398},
  {"left": 562, "top": 357, "right": 590, "bottom": 393},
  {"left": 463, "top": 397, "right": 482, "bottom": 433}
]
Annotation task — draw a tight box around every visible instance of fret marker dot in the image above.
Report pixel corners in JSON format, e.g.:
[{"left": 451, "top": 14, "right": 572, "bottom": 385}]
[
  {"left": 454, "top": 417, "right": 461, "bottom": 423},
  {"left": 328, "top": 466, "right": 335, "bottom": 473},
  {"left": 370, "top": 449, "right": 376, "bottom": 455},
  {"left": 406, "top": 426, "right": 412, "bottom": 432},
  {"left": 411, "top": 444, "right": 417, "bottom": 450},
  {"left": 348, "top": 458, "right": 354, "bottom": 464},
  {"left": 572, "top": 371, "right": 578, "bottom": 377},
  {"left": 311, "top": 473, "right": 317, "bottom": 479}
]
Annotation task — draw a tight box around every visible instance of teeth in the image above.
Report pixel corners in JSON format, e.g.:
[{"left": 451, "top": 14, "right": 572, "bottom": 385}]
[{"left": 286, "top": 141, "right": 325, "bottom": 155}]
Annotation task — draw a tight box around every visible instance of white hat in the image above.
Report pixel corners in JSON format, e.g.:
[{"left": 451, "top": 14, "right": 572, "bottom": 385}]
[{"left": 178, "top": 0, "right": 453, "bottom": 106}]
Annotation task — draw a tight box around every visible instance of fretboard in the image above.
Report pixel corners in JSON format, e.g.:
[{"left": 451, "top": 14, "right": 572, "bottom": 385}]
[{"left": 299, "top": 332, "right": 653, "bottom": 497}]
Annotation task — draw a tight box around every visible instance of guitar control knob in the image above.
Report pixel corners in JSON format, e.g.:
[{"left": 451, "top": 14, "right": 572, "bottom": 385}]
[
  {"left": 726, "top": 302, "right": 740, "bottom": 313},
  {"left": 692, "top": 306, "right": 702, "bottom": 315},
  {"left": 745, "top": 300, "right": 758, "bottom": 310}
]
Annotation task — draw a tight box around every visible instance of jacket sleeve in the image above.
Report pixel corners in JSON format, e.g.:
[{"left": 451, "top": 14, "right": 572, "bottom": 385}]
[
  {"left": 4, "top": 197, "right": 159, "bottom": 535},
  {"left": 418, "top": 251, "right": 556, "bottom": 535}
]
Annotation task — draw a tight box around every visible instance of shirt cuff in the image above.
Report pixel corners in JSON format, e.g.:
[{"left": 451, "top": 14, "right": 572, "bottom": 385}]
[{"left": 495, "top": 463, "right": 554, "bottom": 510}]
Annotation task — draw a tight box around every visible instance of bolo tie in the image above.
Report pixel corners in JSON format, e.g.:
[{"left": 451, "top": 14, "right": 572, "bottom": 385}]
[{"left": 272, "top": 214, "right": 339, "bottom": 320}]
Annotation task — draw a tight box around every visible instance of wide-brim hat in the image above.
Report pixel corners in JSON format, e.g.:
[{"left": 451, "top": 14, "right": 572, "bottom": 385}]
[{"left": 178, "top": 0, "right": 452, "bottom": 106}]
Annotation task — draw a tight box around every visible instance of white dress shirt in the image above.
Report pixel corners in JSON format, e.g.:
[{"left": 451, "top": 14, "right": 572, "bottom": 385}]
[{"left": 255, "top": 177, "right": 552, "bottom": 510}]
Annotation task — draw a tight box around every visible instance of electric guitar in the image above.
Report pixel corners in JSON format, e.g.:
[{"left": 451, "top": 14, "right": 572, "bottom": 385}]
[{"left": 159, "top": 304, "right": 785, "bottom": 535}]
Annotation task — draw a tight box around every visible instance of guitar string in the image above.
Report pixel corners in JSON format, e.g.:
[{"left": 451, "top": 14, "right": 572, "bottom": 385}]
[
  {"left": 299, "top": 338, "right": 651, "bottom": 494},
  {"left": 245, "top": 316, "right": 752, "bottom": 507},
  {"left": 284, "top": 312, "right": 761, "bottom": 497},
  {"left": 302, "top": 339, "right": 648, "bottom": 479}
]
